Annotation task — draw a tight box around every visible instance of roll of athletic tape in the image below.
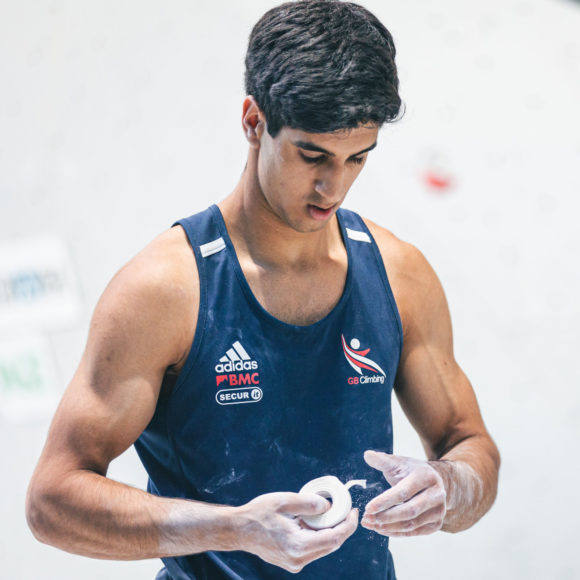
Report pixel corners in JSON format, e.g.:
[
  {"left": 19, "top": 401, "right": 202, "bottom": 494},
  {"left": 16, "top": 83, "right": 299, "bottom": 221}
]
[{"left": 299, "top": 476, "right": 367, "bottom": 530}]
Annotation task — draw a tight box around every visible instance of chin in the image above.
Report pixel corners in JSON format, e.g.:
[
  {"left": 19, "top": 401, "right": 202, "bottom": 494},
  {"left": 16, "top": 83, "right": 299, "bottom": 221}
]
[
  {"left": 272, "top": 204, "right": 335, "bottom": 234},
  {"left": 292, "top": 218, "right": 331, "bottom": 234}
]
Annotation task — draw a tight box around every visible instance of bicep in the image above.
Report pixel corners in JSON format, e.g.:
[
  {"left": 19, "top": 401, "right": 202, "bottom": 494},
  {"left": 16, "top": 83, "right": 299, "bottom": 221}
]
[{"left": 37, "top": 254, "right": 195, "bottom": 477}]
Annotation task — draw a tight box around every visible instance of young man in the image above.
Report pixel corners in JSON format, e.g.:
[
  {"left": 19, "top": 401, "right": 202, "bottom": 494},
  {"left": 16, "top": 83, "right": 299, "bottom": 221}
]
[{"left": 26, "top": 1, "right": 500, "bottom": 578}]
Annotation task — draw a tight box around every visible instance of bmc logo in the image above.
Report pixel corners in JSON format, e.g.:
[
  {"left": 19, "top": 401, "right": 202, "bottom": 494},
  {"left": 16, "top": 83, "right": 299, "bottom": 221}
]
[{"left": 216, "top": 373, "right": 260, "bottom": 387}]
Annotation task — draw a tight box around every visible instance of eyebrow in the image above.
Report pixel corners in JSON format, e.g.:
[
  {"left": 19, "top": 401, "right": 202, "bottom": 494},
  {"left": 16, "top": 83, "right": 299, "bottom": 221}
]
[{"left": 292, "top": 139, "right": 377, "bottom": 157}]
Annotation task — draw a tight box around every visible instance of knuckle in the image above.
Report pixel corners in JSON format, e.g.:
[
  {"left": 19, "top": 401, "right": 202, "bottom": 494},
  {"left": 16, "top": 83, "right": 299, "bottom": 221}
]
[
  {"left": 286, "top": 541, "right": 302, "bottom": 559},
  {"left": 288, "top": 553, "right": 302, "bottom": 567},
  {"left": 420, "top": 522, "right": 439, "bottom": 535},
  {"left": 406, "top": 504, "right": 420, "bottom": 519},
  {"left": 308, "top": 498, "right": 319, "bottom": 510},
  {"left": 286, "top": 562, "right": 303, "bottom": 574},
  {"left": 271, "top": 495, "right": 285, "bottom": 511}
]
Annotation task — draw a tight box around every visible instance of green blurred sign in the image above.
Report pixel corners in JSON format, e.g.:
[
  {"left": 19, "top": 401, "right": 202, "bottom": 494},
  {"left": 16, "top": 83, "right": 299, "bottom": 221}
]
[{"left": 0, "top": 336, "right": 58, "bottom": 421}]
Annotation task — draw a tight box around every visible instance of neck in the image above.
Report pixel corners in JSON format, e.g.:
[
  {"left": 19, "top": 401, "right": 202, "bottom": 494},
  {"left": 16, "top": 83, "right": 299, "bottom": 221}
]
[{"left": 218, "top": 161, "right": 343, "bottom": 271}]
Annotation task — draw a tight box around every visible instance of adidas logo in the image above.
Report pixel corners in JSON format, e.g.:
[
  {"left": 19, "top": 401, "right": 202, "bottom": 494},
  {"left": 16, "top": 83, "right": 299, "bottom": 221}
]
[{"left": 214, "top": 341, "right": 258, "bottom": 373}]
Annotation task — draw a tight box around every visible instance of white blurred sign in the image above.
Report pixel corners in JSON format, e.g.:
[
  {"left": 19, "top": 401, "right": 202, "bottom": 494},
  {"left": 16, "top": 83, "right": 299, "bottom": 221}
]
[
  {"left": 0, "top": 236, "right": 82, "bottom": 332},
  {"left": 0, "top": 335, "right": 59, "bottom": 421}
]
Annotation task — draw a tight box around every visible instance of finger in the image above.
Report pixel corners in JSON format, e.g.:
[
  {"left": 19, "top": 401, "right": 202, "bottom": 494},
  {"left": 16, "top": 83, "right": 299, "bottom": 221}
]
[
  {"left": 275, "top": 492, "right": 331, "bottom": 516},
  {"left": 282, "top": 510, "right": 358, "bottom": 573},
  {"left": 362, "top": 505, "right": 443, "bottom": 535},
  {"left": 364, "top": 473, "right": 426, "bottom": 515},
  {"left": 363, "top": 486, "right": 445, "bottom": 525},
  {"left": 364, "top": 450, "right": 410, "bottom": 486},
  {"left": 381, "top": 521, "right": 442, "bottom": 537},
  {"left": 300, "top": 508, "right": 358, "bottom": 553}
]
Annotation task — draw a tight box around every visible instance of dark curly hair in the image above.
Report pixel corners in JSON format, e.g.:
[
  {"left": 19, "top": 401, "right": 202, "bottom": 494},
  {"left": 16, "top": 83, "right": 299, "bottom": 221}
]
[{"left": 245, "top": 0, "right": 403, "bottom": 137}]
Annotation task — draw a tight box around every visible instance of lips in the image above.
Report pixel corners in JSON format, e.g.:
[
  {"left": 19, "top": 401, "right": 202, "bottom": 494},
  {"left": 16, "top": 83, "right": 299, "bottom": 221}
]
[{"left": 308, "top": 203, "right": 335, "bottom": 221}]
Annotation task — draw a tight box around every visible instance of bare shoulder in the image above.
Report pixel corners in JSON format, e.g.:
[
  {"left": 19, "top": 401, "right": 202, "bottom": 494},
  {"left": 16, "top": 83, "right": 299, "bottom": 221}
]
[
  {"left": 92, "top": 224, "right": 199, "bottom": 373},
  {"left": 362, "top": 217, "right": 449, "bottom": 338},
  {"left": 114, "top": 224, "right": 198, "bottom": 300}
]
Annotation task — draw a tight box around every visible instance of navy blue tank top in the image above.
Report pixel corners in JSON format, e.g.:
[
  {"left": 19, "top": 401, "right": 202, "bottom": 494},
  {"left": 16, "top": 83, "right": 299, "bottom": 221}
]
[{"left": 135, "top": 205, "right": 403, "bottom": 579}]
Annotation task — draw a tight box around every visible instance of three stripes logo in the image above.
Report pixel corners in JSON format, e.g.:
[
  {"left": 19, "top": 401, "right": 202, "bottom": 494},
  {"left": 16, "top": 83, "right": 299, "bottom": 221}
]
[
  {"left": 215, "top": 341, "right": 263, "bottom": 405},
  {"left": 342, "top": 334, "right": 386, "bottom": 385},
  {"left": 214, "top": 340, "right": 258, "bottom": 373}
]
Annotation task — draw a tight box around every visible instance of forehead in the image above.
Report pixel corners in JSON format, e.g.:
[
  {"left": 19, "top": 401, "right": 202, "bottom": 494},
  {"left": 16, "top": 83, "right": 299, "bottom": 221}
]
[
  {"left": 281, "top": 124, "right": 378, "bottom": 142},
  {"left": 277, "top": 124, "right": 379, "bottom": 154}
]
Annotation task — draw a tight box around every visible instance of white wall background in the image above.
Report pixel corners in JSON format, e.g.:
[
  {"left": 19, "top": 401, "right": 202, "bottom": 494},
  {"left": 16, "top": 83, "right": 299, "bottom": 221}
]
[{"left": 1, "top": 0, "right": 579, "bottom": 578}]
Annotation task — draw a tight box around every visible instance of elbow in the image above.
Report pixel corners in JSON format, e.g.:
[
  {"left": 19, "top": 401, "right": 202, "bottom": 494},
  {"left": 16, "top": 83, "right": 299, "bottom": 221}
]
[
  {"left": 493, "top": 441, "right": 501, "bottom": 473},
  {"left": 26, "top": 478, "right": 58, "bottom": 546},
  {"left": 488, "top": 437, "right": 501, "bottom": 494}
]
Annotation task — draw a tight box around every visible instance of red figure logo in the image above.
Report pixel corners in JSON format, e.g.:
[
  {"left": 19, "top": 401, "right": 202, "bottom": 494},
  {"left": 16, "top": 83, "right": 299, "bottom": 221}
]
[{"left": 341, "top": 335, "right": 386, "bottom": 376}]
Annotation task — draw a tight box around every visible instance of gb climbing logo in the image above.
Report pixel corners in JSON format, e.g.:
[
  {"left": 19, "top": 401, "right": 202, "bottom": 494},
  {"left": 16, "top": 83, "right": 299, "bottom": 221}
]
[
  {"left": 214, "top": 341, "right": 263, "bottom": 405},
  {"left": 341, "top": 334, "right": 386, "bottom": 385}
]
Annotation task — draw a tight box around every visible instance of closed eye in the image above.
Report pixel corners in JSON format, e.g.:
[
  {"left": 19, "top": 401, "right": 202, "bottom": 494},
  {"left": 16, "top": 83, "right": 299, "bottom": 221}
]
[
  {"left": 300, "top": 153, "right": 326, "bottom": 165},
  {"left": 300, "top": 153, "right": 366, "bottom": 166}
]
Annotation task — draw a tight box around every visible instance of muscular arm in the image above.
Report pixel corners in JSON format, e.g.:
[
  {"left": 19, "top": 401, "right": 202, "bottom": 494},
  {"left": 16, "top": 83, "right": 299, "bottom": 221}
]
[
  {"left": 364, "top": 221, "right": 500, "bottom": 534},
  {"left": 25, "top": 228, "right": 223, "bottom": 559},
  {"left": 26, "top": 227, "right": 356, "bottom": 570}
]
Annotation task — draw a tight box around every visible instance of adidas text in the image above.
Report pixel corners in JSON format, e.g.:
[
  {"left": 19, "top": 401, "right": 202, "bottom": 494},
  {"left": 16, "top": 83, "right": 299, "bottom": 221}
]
[{"left": 215, "top": 360, "right": 258, "bottom": 373}]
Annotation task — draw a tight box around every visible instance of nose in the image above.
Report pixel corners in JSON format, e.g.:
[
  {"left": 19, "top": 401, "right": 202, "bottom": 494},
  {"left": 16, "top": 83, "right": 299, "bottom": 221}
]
[{"left": 314, "top": 165, "right": 346, "bottom": 200}]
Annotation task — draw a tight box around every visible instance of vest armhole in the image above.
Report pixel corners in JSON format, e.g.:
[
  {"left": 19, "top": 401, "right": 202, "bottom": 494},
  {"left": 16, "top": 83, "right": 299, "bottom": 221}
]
[
  {"left": 167, "top": 218, "right": 210, "bottom": 400},
  {"left": 346, "top": 212, "right": 405, "bottom": 359}
]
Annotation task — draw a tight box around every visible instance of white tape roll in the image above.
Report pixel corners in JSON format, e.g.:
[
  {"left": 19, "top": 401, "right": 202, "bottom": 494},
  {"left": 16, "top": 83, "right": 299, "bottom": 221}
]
[{"left": 299, "top": 476, "right": 367, "bottom": 530}]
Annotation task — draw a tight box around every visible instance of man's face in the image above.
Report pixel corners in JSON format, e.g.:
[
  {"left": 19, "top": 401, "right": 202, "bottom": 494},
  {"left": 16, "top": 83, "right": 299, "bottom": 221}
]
[{"left": 254, "top": 123, "right": 379, "bottom": 233}]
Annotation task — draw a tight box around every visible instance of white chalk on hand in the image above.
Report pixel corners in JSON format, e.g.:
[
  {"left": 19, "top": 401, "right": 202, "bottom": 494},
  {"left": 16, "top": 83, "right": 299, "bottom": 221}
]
[{"left": 299, "top": 475, "right": 366, "bottom": 529}]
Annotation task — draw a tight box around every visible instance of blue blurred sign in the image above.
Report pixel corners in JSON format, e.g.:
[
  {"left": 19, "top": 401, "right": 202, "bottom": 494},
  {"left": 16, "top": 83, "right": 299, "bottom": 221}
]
[{"left": 0, "top": 236, "right": 82, "bottom": 332}]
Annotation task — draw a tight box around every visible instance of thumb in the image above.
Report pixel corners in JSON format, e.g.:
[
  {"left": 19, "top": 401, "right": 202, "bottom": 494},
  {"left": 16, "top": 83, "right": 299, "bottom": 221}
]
[
  {"left": 277, "top": 492, "right": 331, "bottom": 516},
  {"left": 364, "top": 450, "right": 409, "bottom": 486}
]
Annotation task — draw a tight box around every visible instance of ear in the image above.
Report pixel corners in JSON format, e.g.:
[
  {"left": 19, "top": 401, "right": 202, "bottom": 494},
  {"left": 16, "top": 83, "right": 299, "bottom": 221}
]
[{"left": 242, "top": 95, "right": 266, "bottom": 147}]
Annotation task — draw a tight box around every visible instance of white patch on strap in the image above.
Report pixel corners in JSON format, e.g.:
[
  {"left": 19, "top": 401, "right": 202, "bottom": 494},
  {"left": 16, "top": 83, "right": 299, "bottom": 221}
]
[
  {"left": 200, "top": 237, "right": 226, "bottom": 258},
  {"left": 346, "top": 228, "right": 371, "bottom": 243}
]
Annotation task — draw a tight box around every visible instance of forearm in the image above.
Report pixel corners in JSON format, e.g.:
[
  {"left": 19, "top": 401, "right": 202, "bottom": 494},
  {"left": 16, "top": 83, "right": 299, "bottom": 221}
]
[
  {"left": 430, "top": 434, "right": 500, "bottom": 533},
  {"left": 26, "top": 469, "right": 241, "bottom": 559}
]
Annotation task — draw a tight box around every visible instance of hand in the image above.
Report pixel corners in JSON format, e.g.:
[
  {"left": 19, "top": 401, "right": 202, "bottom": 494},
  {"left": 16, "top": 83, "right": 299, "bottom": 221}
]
[
  {"left": 361, "top": 450, "right": 447, "bottom": 537},
  {"left": 236, "top": 491, "right": 358, "bottom": 573}
]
